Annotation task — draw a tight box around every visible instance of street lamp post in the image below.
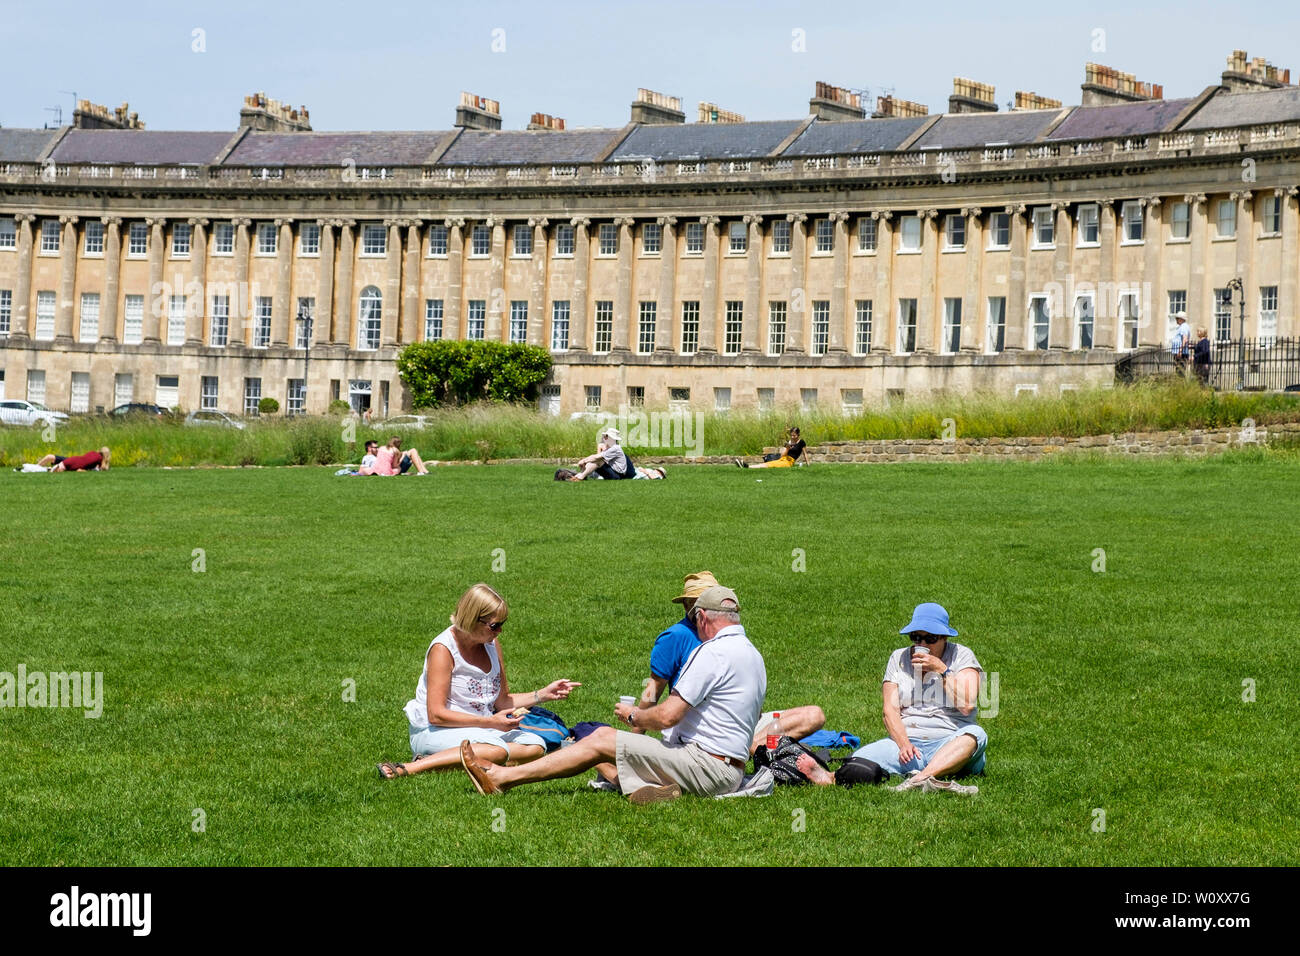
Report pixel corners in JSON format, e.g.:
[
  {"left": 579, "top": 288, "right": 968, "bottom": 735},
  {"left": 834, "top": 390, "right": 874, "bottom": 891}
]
[{"left": 296, "top": 305, "right": 313, "bottom": 415}]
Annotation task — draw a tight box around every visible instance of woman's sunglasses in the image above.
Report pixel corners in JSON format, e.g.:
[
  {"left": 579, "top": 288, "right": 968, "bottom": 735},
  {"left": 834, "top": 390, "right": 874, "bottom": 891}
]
[
  {"left": 480, "top": 619, "right": 504, "bottom": 632},
  {"left": 909, "top": 632, "right": 943, "bottom": 644}
]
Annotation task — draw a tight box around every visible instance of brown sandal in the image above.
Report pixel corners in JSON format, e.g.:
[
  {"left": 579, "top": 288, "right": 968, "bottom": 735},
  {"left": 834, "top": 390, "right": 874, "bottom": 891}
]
[{"left": 377, "top": 762, "right": 409, "bottom": 779}]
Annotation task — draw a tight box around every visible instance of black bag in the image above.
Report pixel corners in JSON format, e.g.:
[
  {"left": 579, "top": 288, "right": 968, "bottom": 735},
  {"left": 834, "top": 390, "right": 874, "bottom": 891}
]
[
  {"left": 752, "top": 735, "right": 828, "bottom": 786},
  {"left": 833, "top": 756, "right": 890, "bottom": 787}
]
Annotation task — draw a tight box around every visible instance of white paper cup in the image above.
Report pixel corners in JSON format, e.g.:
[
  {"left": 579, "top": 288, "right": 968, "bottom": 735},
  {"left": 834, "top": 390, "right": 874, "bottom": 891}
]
[{"left": 619, "top": 695, "right": 636, "bottom": 707}]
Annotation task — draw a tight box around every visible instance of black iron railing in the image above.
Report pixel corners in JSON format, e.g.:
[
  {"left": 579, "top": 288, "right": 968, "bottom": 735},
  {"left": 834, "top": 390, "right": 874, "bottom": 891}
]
[{"left": 1115, "top": 338, "right": 1300, "bottom": 391}]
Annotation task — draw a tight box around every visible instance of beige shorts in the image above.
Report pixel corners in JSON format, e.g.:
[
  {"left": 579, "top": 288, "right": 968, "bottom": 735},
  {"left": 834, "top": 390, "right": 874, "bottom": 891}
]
[{"left": 615, "top": 732, "right": 744, "bottom": 798}]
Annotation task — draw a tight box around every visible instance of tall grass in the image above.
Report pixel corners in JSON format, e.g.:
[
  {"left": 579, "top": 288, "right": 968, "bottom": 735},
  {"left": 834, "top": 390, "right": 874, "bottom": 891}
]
[{"left": 1, "top": 381, "right": 1296, "bottom": 467}]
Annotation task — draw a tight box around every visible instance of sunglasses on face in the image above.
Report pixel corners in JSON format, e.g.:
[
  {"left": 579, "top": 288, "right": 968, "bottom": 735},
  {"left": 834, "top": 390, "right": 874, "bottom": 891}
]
[
  {"left": 909, "top": 632, "right": 943, "bottom": 644},
  {"left": 481, "top": 619, "right": 504, "bottom": 632}
]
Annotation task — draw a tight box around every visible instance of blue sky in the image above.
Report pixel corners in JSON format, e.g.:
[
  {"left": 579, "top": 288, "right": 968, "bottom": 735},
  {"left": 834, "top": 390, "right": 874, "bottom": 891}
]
[{"left": 1, "top": 0, "right": 1297, "bottom": 131}]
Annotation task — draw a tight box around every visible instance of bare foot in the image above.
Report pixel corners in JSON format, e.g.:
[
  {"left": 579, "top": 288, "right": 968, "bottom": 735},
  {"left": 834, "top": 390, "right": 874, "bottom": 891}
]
[{"left": 795, "top": 753, "right": 836, "bottom": 786}]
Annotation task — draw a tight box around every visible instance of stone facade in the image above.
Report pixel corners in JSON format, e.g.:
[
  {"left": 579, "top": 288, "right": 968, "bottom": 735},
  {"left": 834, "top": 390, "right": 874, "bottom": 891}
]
[{"left": 3, "top": 83, "right": 1300, "bottom": 417}]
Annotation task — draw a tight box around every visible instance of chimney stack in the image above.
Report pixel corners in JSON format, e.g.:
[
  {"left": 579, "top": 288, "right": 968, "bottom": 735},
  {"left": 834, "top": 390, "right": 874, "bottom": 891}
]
[
  {"left": 949, "top": 77, "right": 997, "bottom": 114},
  {"left": 456, "top": 92, "right": 502, "bottom": 130},
  {"left": 872, "top": 95, "right": 929, "bottom": 119},
  {"left": 527, "top": 112, "right": 567, "bottom": 131},
  {"left": 1013, "top": 91, "right": 1063, "bottom": 111},
  {"left": 240, "top": 92, "right": 311, "bottom": 131},
  {"left": 809, "top": 81, "right": 865, "bottom": 121},
  {"left": 698, "top": 102, "right": 745, "bottom": 124},
  {"left": 1080, "top": 63, "right": 1162, "bottom": 106},
  {"left": 631, "top": 88, "right": 685, "bottom": 125},
  {"left": 1222, "top": 49, "right": 1292, "bottom": 91},
  {"left": 73, "top": 99, "right": 145, "bottom": 130}
]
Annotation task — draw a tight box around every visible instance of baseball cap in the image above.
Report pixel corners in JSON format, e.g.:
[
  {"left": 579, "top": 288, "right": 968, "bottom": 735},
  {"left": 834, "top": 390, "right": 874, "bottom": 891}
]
[
  {"left": 693, "top": 585, "right": 740, "bottom": 613},
  {"left": 672, "top": 571, "right": 719, "bottom": 605}
]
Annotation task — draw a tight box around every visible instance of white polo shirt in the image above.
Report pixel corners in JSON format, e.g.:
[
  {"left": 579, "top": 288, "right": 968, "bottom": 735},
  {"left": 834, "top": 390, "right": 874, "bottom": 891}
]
[{"left": 668, "top": 624, "right": 767, "bottom": 760}]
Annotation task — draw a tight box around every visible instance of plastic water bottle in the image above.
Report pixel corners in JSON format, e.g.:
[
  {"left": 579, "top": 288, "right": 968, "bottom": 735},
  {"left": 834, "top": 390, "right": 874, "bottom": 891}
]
[{"left": 766, "top": 712, "right": 782, "bottom": 751}]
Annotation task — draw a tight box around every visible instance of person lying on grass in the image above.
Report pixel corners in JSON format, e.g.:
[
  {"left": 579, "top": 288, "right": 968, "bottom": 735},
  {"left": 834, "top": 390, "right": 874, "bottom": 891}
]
[
  {"left": 586, "top": 570, "right": 823, "bottom": 792},
  {"left": 460, "top": 585, "right": 766, "bottom": 805},
  {"left": 372, "top": 436, "right": 430, "bottom": 476},
  {"left": 568, "top": 427, "right": 636, "bottom": 480},
  {"left": 796, "top": 602, "right": 986, "bottom": 795},
  {"left": 735, "top": 426, "right": 806, "bottom": 469},
  {"left": 20, "top": 447, "right": 112, "bottom": 472},
  {"left": 377, "top": 583, "right": 581, "bottom": 779},
  {"left": 554, "top": 464, "right": 665, "bottom": 481}
]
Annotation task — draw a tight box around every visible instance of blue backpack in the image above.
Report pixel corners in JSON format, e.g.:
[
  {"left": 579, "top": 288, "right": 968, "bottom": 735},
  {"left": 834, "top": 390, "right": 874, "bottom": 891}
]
[{"left": 516, "top": 706, "right": 569, "bottom": 751}]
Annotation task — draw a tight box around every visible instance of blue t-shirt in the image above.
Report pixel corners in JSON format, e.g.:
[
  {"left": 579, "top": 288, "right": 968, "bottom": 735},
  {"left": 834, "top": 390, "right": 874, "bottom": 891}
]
[{"left": 649, "top": 616, "right": 701, "bottom": 688}]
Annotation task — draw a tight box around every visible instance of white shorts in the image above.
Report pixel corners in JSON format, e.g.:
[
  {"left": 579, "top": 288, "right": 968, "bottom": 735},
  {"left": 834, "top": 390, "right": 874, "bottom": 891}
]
[{"left": 409, "top": 724, "right": 546, "bottom": 758}]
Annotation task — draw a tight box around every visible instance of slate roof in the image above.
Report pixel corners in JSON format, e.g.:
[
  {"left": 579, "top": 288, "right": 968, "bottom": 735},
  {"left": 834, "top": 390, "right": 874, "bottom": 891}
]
[
  {"left": 1181, "top": 87, "right": 1300, "bottom": 130},
  {"left": 223, "top": 131, "right": 453, "bottom": 167},
  {"left": 909, "top": 110, "right": 1061, "bottom": 150},
  {"left": 0, "top": 128, "right": 62, "bottom": 163},
  {"left": 610, "top": 120, "right": 805, "bottom": 161},
  {"left": 783, "top": 116, "right": 930, "bottom": 155},
  {"left": 1047, "top": 97, "right": 1196, "bottom": 141},
  {"left": 438, "top": 128, "right": 627, "bottom": 165},
  {"left": 51, "top": 130, "right": 233, "bottom": 165}
]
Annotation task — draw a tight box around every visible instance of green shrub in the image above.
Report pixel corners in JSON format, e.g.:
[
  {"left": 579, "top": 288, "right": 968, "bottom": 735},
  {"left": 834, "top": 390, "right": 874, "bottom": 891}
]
[
  {"left": 287, "top": 419, "right": 341, "bottom": 465},
  {"left": 396, "top": 341, "right": 552, "bottom": 407},
  {"left": 258, "top": 397, "right": 280, "bottom": 415},
  {"left": 327, "top": 399, "right": 352, "bottom": 416}
]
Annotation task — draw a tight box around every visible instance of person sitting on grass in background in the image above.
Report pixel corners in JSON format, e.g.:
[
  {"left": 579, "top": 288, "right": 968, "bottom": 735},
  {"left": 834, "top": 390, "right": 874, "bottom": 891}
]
[
  {"left": 735, "top": 426, "right": 806, "bottom": 469},
  {"left": 555, "top": 462, "right": 665, "bottom": 481},
  {"left": 586, "top": 570, "right": 825, "bottom": 792},
  {"left": 372, "top": 435, "right": 429, "bottom": 476},
  {"left": 797, "top": 602, "right": 986, "bottom": 795},
  {"left": 377, "top": 583, "right": 582, "bottom": 779},
  {"left": 358, "top": 440, "right": 380, "bottom": 475},
  {"left": 569, "top": 427, "right": 636, "bottom": 481},
  {"left": 459, "top": 585, "right": 766, "bottom": 805}
]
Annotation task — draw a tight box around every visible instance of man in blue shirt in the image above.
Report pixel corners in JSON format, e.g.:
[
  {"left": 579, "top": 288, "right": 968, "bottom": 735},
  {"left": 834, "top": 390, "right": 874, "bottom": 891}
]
[{"left": 1170, "top": 311, "right": 1190, "bottom": 373}]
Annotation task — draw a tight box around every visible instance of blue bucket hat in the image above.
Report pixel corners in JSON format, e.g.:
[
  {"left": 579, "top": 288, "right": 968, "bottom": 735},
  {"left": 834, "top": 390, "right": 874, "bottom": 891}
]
[{"left": 899, "top": 602, "right": 958, "bottom": 637}]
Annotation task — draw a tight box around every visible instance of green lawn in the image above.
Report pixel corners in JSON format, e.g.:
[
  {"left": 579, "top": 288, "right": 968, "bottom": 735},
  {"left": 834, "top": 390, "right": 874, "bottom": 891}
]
[{"left": 0, "top": 455, "right": 1293, "bottom": 866}]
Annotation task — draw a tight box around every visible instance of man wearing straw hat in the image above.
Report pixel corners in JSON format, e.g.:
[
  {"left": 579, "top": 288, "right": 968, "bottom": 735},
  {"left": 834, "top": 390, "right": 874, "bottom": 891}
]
[
  {"left": 461, "top": 584, "right": 766, "bottom": 804},
  {"left": 1170, "top": 310, "right": 1191, "bottom": 374},
  {"left": 568, "top": 426, "right": 636, "bottom": 480}
]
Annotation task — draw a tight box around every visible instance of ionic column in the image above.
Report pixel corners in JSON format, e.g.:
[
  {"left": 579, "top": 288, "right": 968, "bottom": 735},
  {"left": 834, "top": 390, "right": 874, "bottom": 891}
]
[
  {"left": 872, "top": 212, "right": 893, "bottom": 352},
  {"left": 144, "top": 217, "right": 166, "bottom": 343},
  {"left": 401, "top": 219, "right": 422, "bottom": 344},
  {"left": 787, "top": 213, "right": 808, "bottom": 353},
  {"left": 698, "top": 216, "right": 721, "bottom": 353},
  {"left": 829, "top": 211, "right": 849, "bottom": 353},
  {"left": 742, "top": 214, "right": 763, "bottom": 353},
  {"left": 445, "top": 218, "right": 465, "bottom": 340},
  {"left": 55, "top": 215, "right": 79, "bottom": 342},
  {"left": 334, "top": 220, "right": 355, "bottom": 347},
  {"left": 1139, "top": 198, "right": 1164, "bottom": 347},
  {"left": 1186, "top": 195, "right": 1208, "bottom": 335},
  {"left": 486, "top": 217, "right": 507, "bottom": 341},
  {"left": 272, "top": 218, "right": 294, "bottom": 346},
  {"left": 234, "top": 218, "right": 252, "bottom": 345},
  {"left": 1232, "top": 190, "right": 1255, "bottom": 335},
  {"left": 1004, "top": 204, "right": 1028, "bottom": 351},
  {"left": 187, "top": 218, "right": 208, "bottom": 345},
  {"left": 961, "top": 208, "right": 983, "bottom": 352},
  {"left": 1094, "top": 201, "right": 1118, "bottom": 348},
  {"left": 655, "top": 216, "right": 677, "bottom": 352},
  {"left": 100, "top": 217, "right": 122, "bottom": 342},
  {"left": 613, "top": 217, "right": 635, "bottom": 352},
  {"left": 1279, "top": 188, "right": 1299, "bottom": 337},
  {"left": 570, "top": 217, "right": 590, "bottom": 351},
  {"left": 915, "top": 209, "right": 939, "bottom": 353},
  {"left": 528, "top": 218, "right": 548, "bottom": 345},
  {"left": 11, "top": 215, "right": 35, "bottom": 341},
  {"left": 1049, "top": 203, "right": 1074, "bottom": 349},
  {"left": 317, "top": 220, "right": 336, "bottom": 344}
]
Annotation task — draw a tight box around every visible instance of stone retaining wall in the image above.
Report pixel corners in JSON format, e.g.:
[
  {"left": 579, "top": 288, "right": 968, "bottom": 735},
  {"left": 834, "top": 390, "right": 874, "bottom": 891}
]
[{"left": 462, "top": 422, "right": 1299, "bottom": 466}]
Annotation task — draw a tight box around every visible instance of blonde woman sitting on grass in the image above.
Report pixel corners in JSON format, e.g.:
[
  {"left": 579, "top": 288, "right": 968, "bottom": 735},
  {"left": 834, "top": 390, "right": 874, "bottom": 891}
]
[{"left": 378, "top": 583, "right": 581, "bottom": 779}]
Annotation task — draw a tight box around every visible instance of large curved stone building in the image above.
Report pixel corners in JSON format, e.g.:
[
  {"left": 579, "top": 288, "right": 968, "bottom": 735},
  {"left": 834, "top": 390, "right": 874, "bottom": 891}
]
[{"left": 2, "top": 58, "right": 1299, "bottom": 417}]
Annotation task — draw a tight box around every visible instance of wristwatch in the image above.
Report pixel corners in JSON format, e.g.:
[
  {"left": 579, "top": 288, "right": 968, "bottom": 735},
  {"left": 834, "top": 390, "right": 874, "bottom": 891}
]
[{"left": 626, "top": 709, "right": 637, "bottom": 727}]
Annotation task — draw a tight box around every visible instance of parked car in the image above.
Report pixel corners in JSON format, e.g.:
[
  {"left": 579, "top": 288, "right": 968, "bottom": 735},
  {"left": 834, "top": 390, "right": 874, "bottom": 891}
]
[
  {"left": 0, "top": 399, "right": 70, "bottom": 428},
  {"left": 380, "top": 415, "right": 432, "bottom": 430},
  {"left": 184, "top": 409, "right": 246, "bottom": 430},
  {"left": 109, "top": 403, "right": 173, "bottom": 418}
]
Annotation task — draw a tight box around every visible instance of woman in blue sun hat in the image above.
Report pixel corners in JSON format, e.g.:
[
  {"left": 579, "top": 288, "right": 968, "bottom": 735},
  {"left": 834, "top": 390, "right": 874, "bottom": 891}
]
[{"left": 798, "top": 602, "right": 987, "bottom": 794}]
